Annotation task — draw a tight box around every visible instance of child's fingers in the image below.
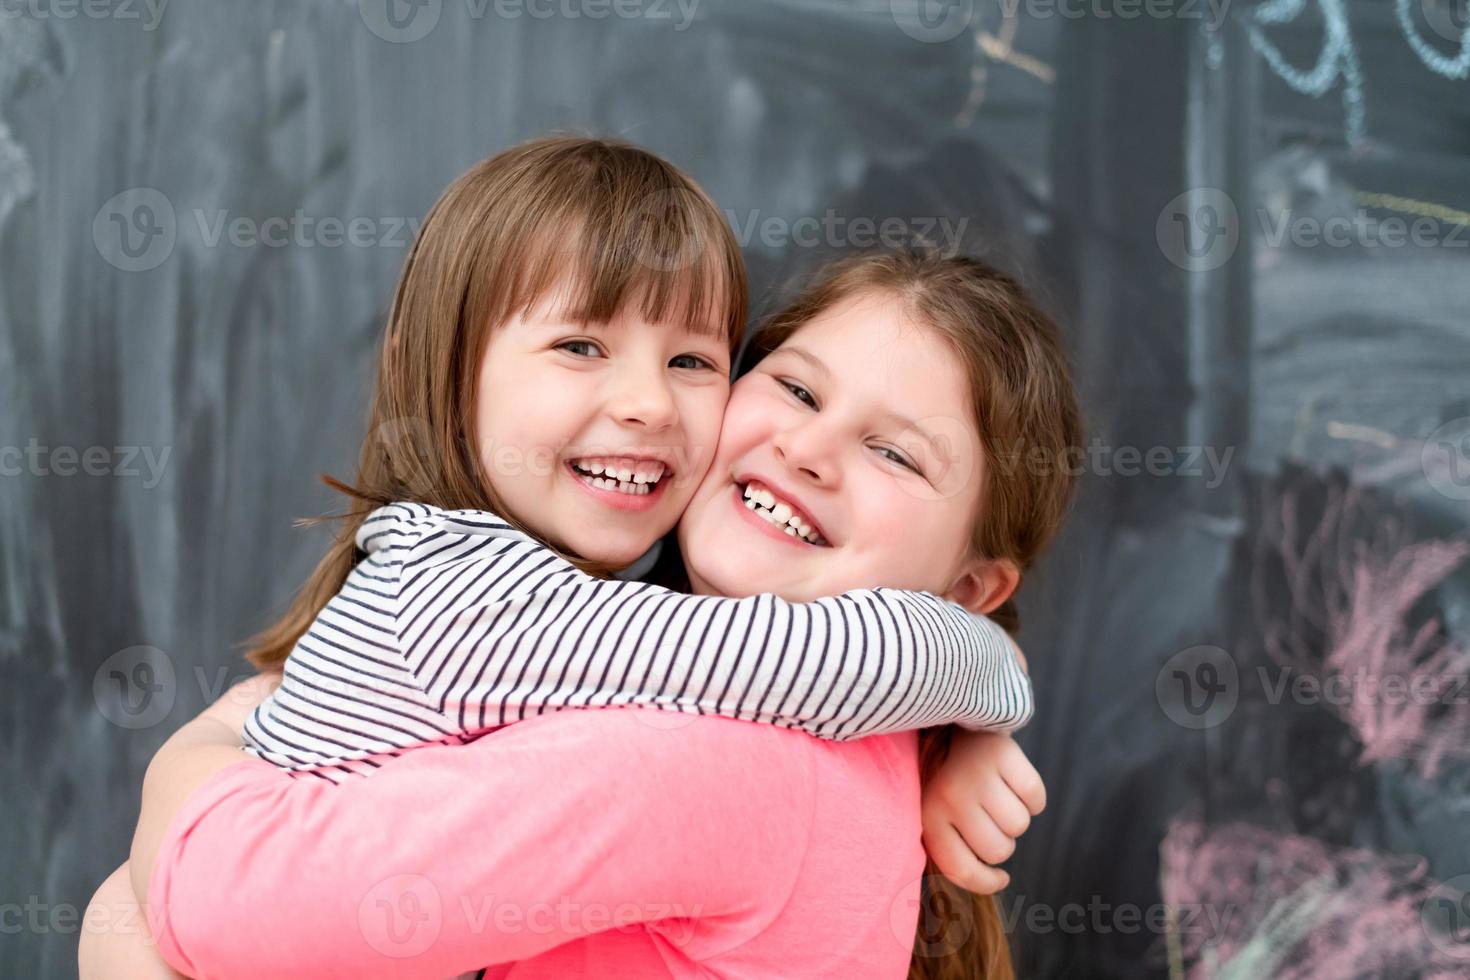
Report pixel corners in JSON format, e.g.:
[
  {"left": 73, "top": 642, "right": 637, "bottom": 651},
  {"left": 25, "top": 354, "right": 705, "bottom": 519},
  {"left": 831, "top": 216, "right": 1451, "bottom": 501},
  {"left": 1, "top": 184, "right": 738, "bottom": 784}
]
[
  {"left": 950, "top": 805, "right": 1016, "bottom": 866},
  {"left": 981, "top": 788, "right": 1034, "bottom": 840},
  {"left": 997, "top": 745, "right": 1047, "bottom": 815},
  {"left": 923, "top": 823, "right": 1011, "bottom": 895}
]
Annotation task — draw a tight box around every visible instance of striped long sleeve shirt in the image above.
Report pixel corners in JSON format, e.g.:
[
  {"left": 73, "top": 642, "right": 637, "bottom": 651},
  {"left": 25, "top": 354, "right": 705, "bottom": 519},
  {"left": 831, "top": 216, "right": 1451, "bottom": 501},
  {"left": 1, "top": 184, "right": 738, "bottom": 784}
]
[{"left": 242, "top": 501, "right": 1034, "bottom": 782}]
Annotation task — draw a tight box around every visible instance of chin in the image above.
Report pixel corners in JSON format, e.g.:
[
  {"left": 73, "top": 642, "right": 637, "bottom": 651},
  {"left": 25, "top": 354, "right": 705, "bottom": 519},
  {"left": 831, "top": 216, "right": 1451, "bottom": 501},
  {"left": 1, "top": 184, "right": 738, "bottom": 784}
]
[
  {"left": 684, "top": 557, "right": 744, "bottom": 598},
  {"left": 553, "top": 530, "right": 637, "bottom": 569},
  {"left": 688, "top": 550, "right": 790, "bottom": 600},
  {"left": 587, "top": 543, "right": 649, "bottom": 569}
]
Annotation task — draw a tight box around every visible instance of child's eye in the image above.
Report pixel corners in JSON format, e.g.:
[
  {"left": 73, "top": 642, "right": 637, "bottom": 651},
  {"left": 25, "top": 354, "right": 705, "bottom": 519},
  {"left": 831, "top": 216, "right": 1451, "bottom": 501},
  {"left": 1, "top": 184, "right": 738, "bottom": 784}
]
[
  {"left": 874, "top": 445, "right": 922, "bottom": 474},
  {"left": 670, "top": 354, "right": 717, "bottom": 371},
  {"left": 778, "top": 379, "right": 818, "bottom": 409},
  {"left": 556, "top": 340, "right": 604, "bottom": 358}
]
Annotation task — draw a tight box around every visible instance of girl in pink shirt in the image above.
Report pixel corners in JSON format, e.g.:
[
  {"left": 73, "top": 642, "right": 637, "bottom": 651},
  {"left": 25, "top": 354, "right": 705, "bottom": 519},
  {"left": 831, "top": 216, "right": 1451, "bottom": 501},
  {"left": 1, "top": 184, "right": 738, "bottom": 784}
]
[{"left": 82, "top": 140, "right": 1081, "bottom": 979}]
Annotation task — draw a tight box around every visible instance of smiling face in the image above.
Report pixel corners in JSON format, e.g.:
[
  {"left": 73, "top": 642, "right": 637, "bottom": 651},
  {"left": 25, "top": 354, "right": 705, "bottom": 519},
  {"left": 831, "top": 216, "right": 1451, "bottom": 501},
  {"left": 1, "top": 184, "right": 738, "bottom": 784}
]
[
  {"left": 677, "top": 289, "right": 1008, "bottom": 607},
  {"left": 475, "top": 284, "right": 732, "bottom": 568}
]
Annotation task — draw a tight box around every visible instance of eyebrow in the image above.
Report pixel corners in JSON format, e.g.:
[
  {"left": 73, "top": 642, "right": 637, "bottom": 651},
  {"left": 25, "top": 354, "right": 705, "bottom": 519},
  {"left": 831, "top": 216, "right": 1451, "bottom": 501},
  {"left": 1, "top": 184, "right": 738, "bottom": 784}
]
[
  {"left": 776, "top": 346, "right": 953, "bottom": 463},
  {"left": 533, "top": 314, "right": 609, "bottom": 329},
  {"left": 538, "top": 314, "right": 727, "bottom": 346},
  {"left": 883, "top": 412, "right": 953, "bottom": 465},
  {"left": 774, "top": 345, "right": 831, "bottom": 378}
]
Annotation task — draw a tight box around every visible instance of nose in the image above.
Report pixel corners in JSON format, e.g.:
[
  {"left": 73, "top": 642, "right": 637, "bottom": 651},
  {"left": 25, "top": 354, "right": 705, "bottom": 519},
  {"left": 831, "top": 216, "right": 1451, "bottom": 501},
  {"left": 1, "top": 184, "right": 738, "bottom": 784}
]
[
  {"left": 607, "top": 359, "right": 679, "bottom": 432},
  {"left": 772, "top": 416, "right": 839, "bottom": 487}
]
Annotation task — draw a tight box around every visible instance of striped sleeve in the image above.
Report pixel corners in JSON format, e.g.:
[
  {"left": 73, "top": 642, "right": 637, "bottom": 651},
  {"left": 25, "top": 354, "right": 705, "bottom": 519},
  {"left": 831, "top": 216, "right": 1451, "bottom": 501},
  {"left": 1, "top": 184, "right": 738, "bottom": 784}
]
[{"left": 392, "top": 513, "right": 1034, "bottom": 741}]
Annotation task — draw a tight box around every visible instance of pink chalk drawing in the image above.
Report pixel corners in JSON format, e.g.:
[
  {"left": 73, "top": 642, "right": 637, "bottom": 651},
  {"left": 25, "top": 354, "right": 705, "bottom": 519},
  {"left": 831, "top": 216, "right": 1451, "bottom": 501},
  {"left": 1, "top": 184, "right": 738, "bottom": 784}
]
[
  {"left": 1159, "top": 817, "right": 1467, "bottom": 978},
  {"left": 1255, "top": 481, "right": 1470, "bottom": 780}
]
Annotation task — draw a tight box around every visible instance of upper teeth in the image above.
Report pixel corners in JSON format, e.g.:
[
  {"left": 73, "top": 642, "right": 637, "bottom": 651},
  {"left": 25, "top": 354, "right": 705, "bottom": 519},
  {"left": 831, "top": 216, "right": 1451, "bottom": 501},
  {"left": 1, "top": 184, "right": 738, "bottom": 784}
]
[
  {"left": 741, "top": 482, "right": 825, "bottom": 545},
  {"left": 572, "top": 459, "right": 667, "bottom": 484}
]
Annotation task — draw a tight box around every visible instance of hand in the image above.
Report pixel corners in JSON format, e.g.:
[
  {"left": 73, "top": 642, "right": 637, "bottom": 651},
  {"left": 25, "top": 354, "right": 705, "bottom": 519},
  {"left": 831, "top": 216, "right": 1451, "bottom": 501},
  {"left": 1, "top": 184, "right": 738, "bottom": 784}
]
[
  {"left": 196, "top": 670, "right": 284, "bottom": 742},
  {"left": 920, "top": 731, "right": 1045, "bottom": 894}
]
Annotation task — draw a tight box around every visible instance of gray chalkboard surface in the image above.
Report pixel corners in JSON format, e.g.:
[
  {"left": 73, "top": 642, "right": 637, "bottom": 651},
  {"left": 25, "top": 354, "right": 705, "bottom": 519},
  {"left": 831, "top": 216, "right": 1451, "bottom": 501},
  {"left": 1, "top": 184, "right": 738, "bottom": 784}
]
[{"left": 3, "top": 1, "right": 1468, "bottom": 976}]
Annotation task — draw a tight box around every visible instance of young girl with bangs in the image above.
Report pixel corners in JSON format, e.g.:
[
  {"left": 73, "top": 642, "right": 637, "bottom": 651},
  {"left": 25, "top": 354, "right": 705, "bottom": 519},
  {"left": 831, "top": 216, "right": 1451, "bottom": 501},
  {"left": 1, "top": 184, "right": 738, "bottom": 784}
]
[
  {"left": 231, "top": 134, "right": 1031, "bottom": 787},
  {"left": 82, "top": 137, "right": 1066, "bottom": 977}
]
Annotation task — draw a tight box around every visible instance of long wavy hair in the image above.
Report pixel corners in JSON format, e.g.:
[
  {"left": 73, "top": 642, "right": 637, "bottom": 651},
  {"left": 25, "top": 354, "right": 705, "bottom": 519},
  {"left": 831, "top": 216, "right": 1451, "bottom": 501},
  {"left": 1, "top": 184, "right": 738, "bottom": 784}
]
[{"left": 745, "top": 248, "right": 1084, "bottom": 980}]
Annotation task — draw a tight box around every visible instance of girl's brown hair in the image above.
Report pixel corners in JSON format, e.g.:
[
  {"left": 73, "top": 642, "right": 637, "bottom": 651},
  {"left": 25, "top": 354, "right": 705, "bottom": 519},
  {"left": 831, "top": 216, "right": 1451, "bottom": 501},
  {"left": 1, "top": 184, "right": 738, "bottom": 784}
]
[
  {"left": 751, "top": 249, "right": 1084, "bottom": 980},
  {"left": 246, "top": 134, "right": 747, "bottom": 670}
]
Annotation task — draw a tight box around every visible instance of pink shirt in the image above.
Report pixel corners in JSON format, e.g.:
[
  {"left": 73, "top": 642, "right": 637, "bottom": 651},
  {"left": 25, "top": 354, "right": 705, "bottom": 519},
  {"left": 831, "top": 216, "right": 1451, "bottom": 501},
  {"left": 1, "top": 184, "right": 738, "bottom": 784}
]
[{"left": 147, "top": 707, "right": 928, "bottom": 978}]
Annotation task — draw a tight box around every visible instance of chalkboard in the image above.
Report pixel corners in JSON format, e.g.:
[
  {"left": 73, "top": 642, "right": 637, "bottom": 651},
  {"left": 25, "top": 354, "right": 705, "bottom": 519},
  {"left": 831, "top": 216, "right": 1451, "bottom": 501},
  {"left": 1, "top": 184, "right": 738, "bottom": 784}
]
[{"left": 2, "top": 1, "right": 1467, "bottom": 976}]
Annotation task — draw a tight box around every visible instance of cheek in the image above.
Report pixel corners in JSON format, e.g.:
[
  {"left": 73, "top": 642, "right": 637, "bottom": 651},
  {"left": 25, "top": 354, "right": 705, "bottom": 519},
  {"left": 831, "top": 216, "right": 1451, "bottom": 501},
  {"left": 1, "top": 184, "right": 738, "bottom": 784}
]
[
  {"left": 848, "top": 487, "right": 943, "bottom": 578},
  {"left": 861, "top": 500, "right": 916, "bottom": 557},
  {"left": 476, "top": 365, "right": 585, "bottom": 483},
  {"left": 713, "top": 386, "right": 782, "bottom": 459},
  {"left": 679, "top": 385, "right": 730, "bottom": 473}
]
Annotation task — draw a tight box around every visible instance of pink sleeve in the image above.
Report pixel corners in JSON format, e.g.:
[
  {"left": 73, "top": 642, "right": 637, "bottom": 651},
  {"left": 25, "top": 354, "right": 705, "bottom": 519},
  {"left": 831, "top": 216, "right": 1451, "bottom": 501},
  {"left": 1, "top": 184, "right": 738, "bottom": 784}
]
[{"left": 147, "top": 708, "right": 817, "bottom": 979}]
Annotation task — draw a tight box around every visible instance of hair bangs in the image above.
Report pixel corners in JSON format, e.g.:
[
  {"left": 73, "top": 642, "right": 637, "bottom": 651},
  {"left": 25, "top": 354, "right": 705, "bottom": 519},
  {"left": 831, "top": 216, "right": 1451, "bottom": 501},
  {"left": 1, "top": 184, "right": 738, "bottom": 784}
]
[{"left": 494, "top": 181, "right": 744, "bottom": 352}]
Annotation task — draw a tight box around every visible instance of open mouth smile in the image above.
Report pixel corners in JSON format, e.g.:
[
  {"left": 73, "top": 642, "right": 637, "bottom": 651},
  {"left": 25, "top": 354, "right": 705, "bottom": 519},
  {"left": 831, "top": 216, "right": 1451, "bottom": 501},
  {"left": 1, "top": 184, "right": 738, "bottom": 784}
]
[
  {"left": 730, "top": 478, "right": 830, "bottom": 547},
  {"left": 567, "top": 455, "right": 672, "bottom": 512}
]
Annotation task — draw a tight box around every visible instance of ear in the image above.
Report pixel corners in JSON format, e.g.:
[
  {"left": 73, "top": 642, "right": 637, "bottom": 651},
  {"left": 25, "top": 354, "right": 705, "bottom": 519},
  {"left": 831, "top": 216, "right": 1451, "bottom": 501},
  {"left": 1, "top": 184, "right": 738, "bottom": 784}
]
[{"left": 940, "top": 555, "right": 1020, "bottom": 616}]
